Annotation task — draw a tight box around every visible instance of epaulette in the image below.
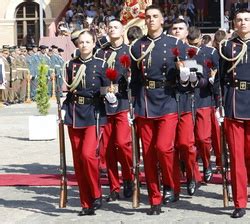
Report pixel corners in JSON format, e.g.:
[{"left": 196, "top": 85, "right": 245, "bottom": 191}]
[
  {"left": 206, "top": 46, "right": 217, "bottom": 54},
  {"left": 93, "top": 55, "right": 106, "bottom": 68},
  {"left": 166, "top": 34, "right": 181, "bottom": 45}
]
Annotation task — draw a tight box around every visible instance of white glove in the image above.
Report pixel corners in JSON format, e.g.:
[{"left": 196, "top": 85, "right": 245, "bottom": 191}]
[
  {"left": 105, "top": 92, "right": 117, "bottom": 104},
  {"left": 61, "top": 109, "right": 66, "bottom": 121},
  {"left": 189, "top": 71, "right": 197, "bottom": 82},
  {"left": 127, "top": 112, "right": 134, "bottom": 126},
  {"left": 215, "top": 107, "right": 224, "bottom": 126},
  {"left": 209, "top": 76, "right": 215, "bottom": 85},
  {"left": 179, "top": 67, "right": 190, "bottom": 82}
]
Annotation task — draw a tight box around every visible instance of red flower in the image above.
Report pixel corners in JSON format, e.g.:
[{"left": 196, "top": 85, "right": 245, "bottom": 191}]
[
  {"left": 119, "top": 54, "right": 131, "bottom": 68},
  {"left": 172, "top": 47, "right": 180, "bottom": 58},
  {"left": 105, "top": 68, "right": 118, "bottom": 81},
  {"left": 187, "top": 47, "right": 197, "bottom": 58},
  {"left": 204, "top": 59, "right": 213, "bottom": 69}
]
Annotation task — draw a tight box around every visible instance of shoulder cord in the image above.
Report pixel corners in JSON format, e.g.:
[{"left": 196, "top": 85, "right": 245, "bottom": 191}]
[
  {"left": 62, "top": 61, "right": 86, "bottom": 92},
  {"left": 129, "top": 39, "right": 155, "bottom": 68},
  {"left": 219, "top": 38, "right": 247, "bottom": 73},
  {"left": 106, "top": 51, "right": 117, "bottom": 69}
]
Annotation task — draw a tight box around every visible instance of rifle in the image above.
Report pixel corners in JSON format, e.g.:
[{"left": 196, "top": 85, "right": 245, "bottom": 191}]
[
  {"left": 55, "top": 76, "right": 67, "bottom": 208},
  {"left": 127, "top": 69, "right": 140, "bottom": 208},
  {"left": 218, "top": 86, "right": 230, "bottom": 207}
]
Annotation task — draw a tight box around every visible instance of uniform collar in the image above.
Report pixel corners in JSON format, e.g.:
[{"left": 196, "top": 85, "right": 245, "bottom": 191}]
[
  {"left": 147, "top": 32, "right": 163, "bottom": 42},
  {"left": 110, "top": 43, "right": 123, "bottom": 51},
  {"left": 79, "top": 56, "right": 93, "bottom": 63}
]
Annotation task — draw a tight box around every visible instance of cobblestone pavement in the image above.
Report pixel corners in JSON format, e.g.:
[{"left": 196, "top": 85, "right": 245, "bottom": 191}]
[{"left": 0, "top": 100, "right": 249, "bottom": 224}]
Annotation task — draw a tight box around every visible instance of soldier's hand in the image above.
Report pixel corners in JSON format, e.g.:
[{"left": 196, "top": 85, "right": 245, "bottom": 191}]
[
  {"left": 61, "top": 109, "right": 66, "bottom": 121},
  {"left": 189, "top": 72, "right": 197, "bottom": 82},
  {"left": 179, "top": 67, "right": 190, "bottom": 82},
  {"left": 215, "top": 107, "right": 224, "bottom": 126},
  {"left": 127, "top": 112, "right": 133, "bottom": 127},
  {"left": 105, "top": 92, "right": 117, "bottom": 104}
]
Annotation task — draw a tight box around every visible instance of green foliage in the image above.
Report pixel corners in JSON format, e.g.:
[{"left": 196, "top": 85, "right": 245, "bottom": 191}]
[{"left": 36, "top": 63, "right": 50, "bottom": 115}]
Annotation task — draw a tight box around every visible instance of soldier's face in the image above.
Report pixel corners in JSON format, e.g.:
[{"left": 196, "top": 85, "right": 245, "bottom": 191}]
[
  {"left": 234, "top": 12, "right": 250, "bottom": 37},
  {"left": 171, "top": 23, "right": 188, "bottom": 41},
  {"left": 145, "top": 9, "right": 164, "bottom": 32},
  {"left": 78, "top": 32, "right": 95, "bottom": 57},
  {"left": 108, "top": 21, "right": 124, "bottom": 40}
]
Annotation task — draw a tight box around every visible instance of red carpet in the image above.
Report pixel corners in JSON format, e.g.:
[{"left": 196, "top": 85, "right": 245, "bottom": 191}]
[{"left": 0, "top": 173, "right": 226, "bottom": 186}]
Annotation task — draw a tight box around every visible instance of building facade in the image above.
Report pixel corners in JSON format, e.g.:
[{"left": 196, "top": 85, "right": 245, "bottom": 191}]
[{"left": 0, "top": 0, "right": 69, "bottom": 47}]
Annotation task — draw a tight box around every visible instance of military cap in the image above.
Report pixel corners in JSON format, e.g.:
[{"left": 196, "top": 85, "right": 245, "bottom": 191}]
[
  {"left": 58, "top": 48, "right": 64, "bottom": 52},
  {"left": 26, "top": 45, "right": 33, "bottom": 51},
  {"left": 2, "top": 45, "right": 9, "bottom": 50},
  {"left": 71, "top": 29, "right": 82, "bottom": 41},
  {"left": 20, "top": 46, "right": 26, "bottom": 50},
  {"left": 39, "top": 45, "right": 48, "bottom": 50},
  {"left": 51, "top": 44, "right": 58, "bottom": 49},
  {"left": 32, "top": 44, "right": 38, "bottom": 48}
]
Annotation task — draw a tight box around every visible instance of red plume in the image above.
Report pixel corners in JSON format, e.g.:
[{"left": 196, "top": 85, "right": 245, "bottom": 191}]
[
  {"left": 172, "top": 47, "right": 180, "bottom": 58},
  {"left": 105, "top": 68, "right": 118, "bottom": 81},
  {"left": 187, "top": 47, "right": 197, "bottom": 58},
  {"left": 119, "top": 54, "right": 131, "bottom": 68},
  {"left": 204, "top": 59, "right": 213, "bottom": 69}
]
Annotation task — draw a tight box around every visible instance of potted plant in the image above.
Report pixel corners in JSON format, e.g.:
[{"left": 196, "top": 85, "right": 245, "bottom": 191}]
[{"left": 28, "top": 63, "right": 57, "bottom": 140}]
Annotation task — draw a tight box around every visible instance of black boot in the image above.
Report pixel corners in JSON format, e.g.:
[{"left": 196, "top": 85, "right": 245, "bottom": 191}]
[
  {"left": 92, "top": 197, "right": 102, "bottom": 210},
  {"left": 123, "top": 180, "right": 133, "bottom": 198},
  {"left": 231, "top": 208, "right": 246, "bottom": 218},
  {"left": 147, "top": 204, "right": 162, "bottom": 215},
  {"left": 187, "top": 180, "right": 197, "bottom": 196},
  {"left": 203, "top": 165, "right": 213, "bottom": 183},
  {"left": 163, "top": 186, "right": 179, "bottom": 204},
  {"left": 106, "top": 191, "right": 120, "bottom": 202},
  {"left": 78, "top": 207, "right": 95, "bottom": 216}
]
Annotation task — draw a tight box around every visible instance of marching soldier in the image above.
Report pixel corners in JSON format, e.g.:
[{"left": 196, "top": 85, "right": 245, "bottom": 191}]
[
  {"left": 95, "top": 19, "right": 133, "bottom": 202},
  {"left": 187, "top": 26, "right": 214, "bottom": 183},
  {"left": 130, "top": 5, "right": 186, "bottom": 215},
  {"left": 62, "top": 30, "right": 110, "bottom": 216},
  {"left": 218, "top": 8, "right": 250, "bottom": 218},
  {"left": 170, "top": 18, "right": 202, "bottom": 196}
]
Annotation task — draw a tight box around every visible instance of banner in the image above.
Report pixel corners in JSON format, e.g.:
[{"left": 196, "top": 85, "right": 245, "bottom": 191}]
[{"left": 120, "top": 0, "right": 152, "bottom": 43}]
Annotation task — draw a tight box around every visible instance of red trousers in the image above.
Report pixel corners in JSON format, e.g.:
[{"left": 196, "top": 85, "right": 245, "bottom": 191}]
[
  {"left": 68, "top": 126, "right": 101, "bottom": 208},
  {"left": 225, "top": 118, "right": 250, "bottom": 208},
  {"left": 195, "top": 107, "right": 212, "bottom": 169},
  {"left": 102, "top": 111, "right": 133, "bottom": 193},
  {"left": 137, "top": 113, "right": 178, "bottom": 205},
  {"left": 211, "top": 107, "right": 221, "bottom": 167},
  {"left": 175, "top": 112, "right": 202, "bottom": 186}
]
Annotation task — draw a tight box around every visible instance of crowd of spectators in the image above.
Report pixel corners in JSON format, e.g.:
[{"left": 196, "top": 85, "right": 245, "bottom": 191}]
[{"left": 56, "top": 0, "right": 250, "bottom": 37}]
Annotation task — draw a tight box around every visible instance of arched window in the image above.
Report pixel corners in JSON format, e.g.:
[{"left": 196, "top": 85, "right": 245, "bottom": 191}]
[{"left": 15, "top": 1, "right": 45, "bottom": 46}]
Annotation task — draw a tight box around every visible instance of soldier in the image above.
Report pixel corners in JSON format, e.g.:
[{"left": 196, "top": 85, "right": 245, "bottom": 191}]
[
  {"left": 9, "top": 47, "right": 17, "bottom": 103},
  {"left": 187, "top": 26, "right": 214, "bottom": 183},
  {"left": 61, "top": 30, "right": 110, "bottom": 216},
  {"left": 170, "top": 18, "right": 202, "bottom": 196},
  {"left": 56, "top": 48, "right": 65, "bottom": 97},
  {"left": 2, "top": 47, "right": 14, "bottom": 105},
  {"left": 0, "top": 49, "right": 6, "bottom": 98},
  {"left": 15, "top": 46, "right": 28, "bottom": 103},
  {"left": 25, "top": 46, "right": 35, "bottom": 100},
  {"left": 130, "top": 5, "right": 186, "bottom": 215},
  {"left": 95, "top": 19, "right": 133, "bottom": 202},
  {"left": 38, "top": 45, "right": 52, "bottom": 96},
  {"left": 218, "top": 8, "right": 250, "bottom": 218}
]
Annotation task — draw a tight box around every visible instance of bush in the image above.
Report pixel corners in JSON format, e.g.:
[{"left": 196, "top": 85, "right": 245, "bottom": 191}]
[{"left": 36, "top": 63, "right": 50, "bottom": 115}]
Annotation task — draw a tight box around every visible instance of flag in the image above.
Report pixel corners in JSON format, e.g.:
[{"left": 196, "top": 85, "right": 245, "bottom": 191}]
[{"left": 120, "top": 0, "right": 152, "bottom": 43}]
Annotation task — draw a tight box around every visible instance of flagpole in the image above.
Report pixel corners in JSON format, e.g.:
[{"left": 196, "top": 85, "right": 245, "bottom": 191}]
[
  {"left": 40, "top": 0, "right": 44, "bottom": 38},
  {"left": 220, "top": 0, "right": 225, "bottom": 29}
]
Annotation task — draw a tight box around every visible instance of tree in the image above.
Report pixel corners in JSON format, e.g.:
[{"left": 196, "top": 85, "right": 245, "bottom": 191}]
[{"left": 36, "top": 63, "right": 50, "bottom": 115}]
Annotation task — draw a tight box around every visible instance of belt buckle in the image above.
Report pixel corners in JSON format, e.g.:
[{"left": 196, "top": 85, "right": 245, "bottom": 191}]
[
  {"left": 78, "top": 96, "right": 85, "bottom": 104},
  {"left": 239, "top": 81, "right": 247, "bottom": 90},
  {"left": 148, "top": 80, "right": 155, "bottom": 89}
]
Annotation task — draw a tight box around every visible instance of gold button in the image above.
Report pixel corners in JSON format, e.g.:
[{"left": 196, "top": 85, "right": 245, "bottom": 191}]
[
  {"left": 92, "top": 83, "right": 95, "bottom": 86},
  {"left": 93, "top": 70, "right": 96, "bottom": 73},
  {"left": 164, "top": 51, "right": 166, "bottom": 53},
  {"left": 94, "top": 65, "right": 96, "bottom": 68},
  {"left": 93, "top": 77, "right": 95, "bottom": 79}
]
